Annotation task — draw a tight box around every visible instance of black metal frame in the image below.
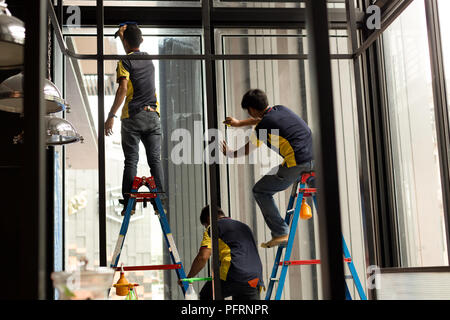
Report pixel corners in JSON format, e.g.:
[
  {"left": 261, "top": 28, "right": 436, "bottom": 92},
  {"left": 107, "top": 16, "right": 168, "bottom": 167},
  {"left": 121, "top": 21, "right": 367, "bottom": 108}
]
[
  {"left": 359, "top": 0, "right": 450, "bottom": 273},
  {"left": 424, "top": 0, "right": 450, "bottom": 265},
  {"left": 305, "top": 0, "right": 346, "bottom": 300},
  {"left": 48, "top": 0, "right": 360, "bottom": 300},
  {"left": 344, "top": 0, "right": 380, "bottom": 300},
  {"left": 22, "top": 0, "right": 48, "bottom": 299},
  {"left": 38, "top": 0, "right": 450, "bottom": 300}
]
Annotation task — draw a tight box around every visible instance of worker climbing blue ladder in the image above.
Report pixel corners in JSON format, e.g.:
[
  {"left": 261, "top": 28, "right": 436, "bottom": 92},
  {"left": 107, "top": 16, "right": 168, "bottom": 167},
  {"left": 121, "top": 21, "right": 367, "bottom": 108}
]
[
  {"left": 265, "top": 171, "right": 367, "bottom": 300},
  {"left": 110, "top": 176, "right": 189, "bottom": 295}
]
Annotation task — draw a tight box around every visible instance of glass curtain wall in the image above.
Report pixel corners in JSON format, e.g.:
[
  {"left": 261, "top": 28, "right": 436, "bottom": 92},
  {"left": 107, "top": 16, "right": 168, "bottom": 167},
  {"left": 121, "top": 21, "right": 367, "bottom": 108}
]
[
  {"left": 57, "top": 2, "right": 368, "bottom": 300},
  {"left": 382, "top": 0, "right": 448, "bottom": 267},
  {"left": 61, "top": 27, "right": 207, "bottom": 299},
  {"left": 215, "top": 27, "right": 365, "bottom": 300}
]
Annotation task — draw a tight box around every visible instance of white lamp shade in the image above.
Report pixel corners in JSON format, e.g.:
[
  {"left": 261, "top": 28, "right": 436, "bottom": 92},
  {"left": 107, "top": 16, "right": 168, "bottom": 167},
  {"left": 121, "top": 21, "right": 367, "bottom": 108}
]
[{"left": 0, "top": 73, "right": 68, "bottom": 114}]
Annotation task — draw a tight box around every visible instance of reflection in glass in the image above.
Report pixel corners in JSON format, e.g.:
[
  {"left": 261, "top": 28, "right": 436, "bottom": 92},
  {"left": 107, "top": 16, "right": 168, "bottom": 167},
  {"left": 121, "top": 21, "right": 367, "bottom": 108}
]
[{"left": 383, "top": 1, "right": 448, "bottom": 267}]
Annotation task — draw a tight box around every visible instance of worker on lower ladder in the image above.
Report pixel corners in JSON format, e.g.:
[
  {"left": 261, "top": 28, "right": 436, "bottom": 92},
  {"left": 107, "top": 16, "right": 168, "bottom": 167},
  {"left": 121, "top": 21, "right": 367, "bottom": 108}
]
[
  {"left": 222, "top": 89, "right": 314, "bottom": 248},
  {"left": 180, "top": 205, "right": 265, "bottom": 300}
]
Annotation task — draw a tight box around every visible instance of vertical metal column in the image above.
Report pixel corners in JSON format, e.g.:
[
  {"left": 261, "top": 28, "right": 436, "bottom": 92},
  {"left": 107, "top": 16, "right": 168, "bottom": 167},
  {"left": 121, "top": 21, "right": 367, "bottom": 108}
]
[
  {"left": 46, "top": 146, "right": 55, "bottom": 299},
  {"left": 305, "top": 0, "right": 346, "bottom": 299},
  {"left": 424, "top": 0, "right": 450, "bottom": 263},
  {"left": 22, "top": 0, "right": 48, "bottom": 299},
  {"left": 202, "top": 0, "right": 222, "bottom": 300},
  {"left": 97, "top": 0, "right": 107, "bottom": 267},
  {"left": 345, "top": 0, "right": 378, "bottom": 299}
]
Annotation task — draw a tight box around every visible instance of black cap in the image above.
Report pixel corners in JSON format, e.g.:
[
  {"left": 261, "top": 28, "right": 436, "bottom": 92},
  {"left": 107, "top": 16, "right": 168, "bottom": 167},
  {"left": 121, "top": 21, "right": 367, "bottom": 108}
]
[{"left": 114, "top": 21, "right": 138, "bottom": 39}]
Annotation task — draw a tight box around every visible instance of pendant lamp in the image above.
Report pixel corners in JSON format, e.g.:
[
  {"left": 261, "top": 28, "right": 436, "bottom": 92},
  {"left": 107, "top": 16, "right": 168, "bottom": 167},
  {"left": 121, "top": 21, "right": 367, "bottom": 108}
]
[
  {"left": 0, "top": 1, "right": 25, "bottom": 69},
  {"left": 45, "top": 116, "right": 83, "bottom": 145},
  {"left": 0, "top": 72, "right": 68, "bottom": 114}
]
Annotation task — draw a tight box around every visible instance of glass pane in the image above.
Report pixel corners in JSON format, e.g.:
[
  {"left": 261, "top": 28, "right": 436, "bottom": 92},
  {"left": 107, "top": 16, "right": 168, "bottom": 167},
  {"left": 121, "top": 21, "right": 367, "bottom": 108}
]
[
  {"left": 100, "top": 32, "right": 205, "bottom": 300},
  {"left": 215, "top": 29, "right": 365, "bottom": 299},
  {"left": 438, "top": 0, "right": 450, "bottom": 107},
  {"left": 64, "top": 59, "right": 100, "bottom": 270},
  {"left": 216, "top": 29, "right": 349, "bottom": 56},
  {"left": 383, "top": 1, "right": 448, "bottom": 267}
]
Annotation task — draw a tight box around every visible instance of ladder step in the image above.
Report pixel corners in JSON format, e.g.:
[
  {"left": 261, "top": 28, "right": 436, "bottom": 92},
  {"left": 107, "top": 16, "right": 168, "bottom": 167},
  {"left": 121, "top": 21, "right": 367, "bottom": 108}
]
[
  {"left": 113, "top": 264, "right": 181, "bottom": 272},
  {"left": 279, "top": 259, "right": 321, "bottom": 266},
  {"left": 299, "top": 188, "right": 316, "bottom": 193},
  {"left": 279, "top": 258, "right": 352, "bottom": 266},
  {"left": 345, "top": 275, "right": 353, "bottom": 280},
  {"left": 270, "top": 278, "right": 279, "bottom": 282}
]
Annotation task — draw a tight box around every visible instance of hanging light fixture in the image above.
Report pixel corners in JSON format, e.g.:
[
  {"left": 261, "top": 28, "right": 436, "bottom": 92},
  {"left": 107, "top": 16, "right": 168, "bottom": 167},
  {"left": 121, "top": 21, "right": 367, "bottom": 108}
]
[
  {"left": 12, "top": 116, "right": 84, "bottom": 146},
  {"left": 0, "top": 0, "right": 25, "bottom": 69},
  {"left": 0, "top": 72, "right": 69, "bottom": 114},
  {"left": 45, "top": 116, "right": 83, "bottom": 145}
]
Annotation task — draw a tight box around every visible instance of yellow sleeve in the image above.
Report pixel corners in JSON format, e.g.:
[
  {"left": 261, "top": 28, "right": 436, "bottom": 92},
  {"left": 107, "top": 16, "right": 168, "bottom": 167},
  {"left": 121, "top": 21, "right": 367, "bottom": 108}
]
[
  {"left": 200, "top": 228, "right": 212, "bottom": 249},
  {"left": 116, "top": 61, "right": 130, "bottom": 82},
  {"left": 250, "top": 130, "right": 263, "bottom": 147}
]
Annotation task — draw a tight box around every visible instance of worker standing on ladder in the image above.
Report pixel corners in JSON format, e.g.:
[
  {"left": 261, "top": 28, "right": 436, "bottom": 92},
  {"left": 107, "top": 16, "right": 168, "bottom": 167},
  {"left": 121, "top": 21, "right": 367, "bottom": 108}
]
[
  {"left": 180, "top": 205, "right": 264, "bottom": 300},
  {"left": 104, "top": 23, "right": 166, "bottom": 215},
  {"left": 222, "top": 89, "right": 314, "bottom": 248}
]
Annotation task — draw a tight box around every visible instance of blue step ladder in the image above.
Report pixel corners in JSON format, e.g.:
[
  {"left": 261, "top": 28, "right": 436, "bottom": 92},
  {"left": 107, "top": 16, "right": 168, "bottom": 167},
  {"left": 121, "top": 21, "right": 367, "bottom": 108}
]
[
  {"left": 110, "top": 176, "right": 189, "bottom": 295},
  {"left": 265, "top": 172, "right": 367, "bottom": 300}
]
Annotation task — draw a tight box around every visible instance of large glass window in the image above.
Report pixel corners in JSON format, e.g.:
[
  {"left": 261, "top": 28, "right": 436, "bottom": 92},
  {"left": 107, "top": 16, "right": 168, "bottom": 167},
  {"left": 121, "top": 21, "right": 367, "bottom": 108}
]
[
  {"left": 215, "top": 28, "right": 365, "bottom": 300},
  {"left": 64, "top": 58, "right": 100, "bottom": 270},
  {"left": 383, "top": 0, "right": 448, "bottom": 267},
  {"left": 62, "top": 29, "right": 207, "bottom": 300}
]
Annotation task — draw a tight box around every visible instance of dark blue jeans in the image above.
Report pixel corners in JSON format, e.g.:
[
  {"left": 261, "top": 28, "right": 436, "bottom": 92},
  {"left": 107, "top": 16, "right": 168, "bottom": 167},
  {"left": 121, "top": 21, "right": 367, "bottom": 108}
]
[
  {"left": 121, "top": 110, "right": 165, "bottom": 207},
  {"left": 199, "top": 280, "right": 260, "bottom": 300},
  {"left": 252, "top": 161, "right": 314, "bottom": 237}
]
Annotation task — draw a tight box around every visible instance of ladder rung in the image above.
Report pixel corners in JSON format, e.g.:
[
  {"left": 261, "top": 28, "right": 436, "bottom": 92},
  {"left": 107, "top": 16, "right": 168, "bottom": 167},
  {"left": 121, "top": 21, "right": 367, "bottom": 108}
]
[
  {"left": 299, "top": 188, "right": 316, "bottom": 193},
  {"left": 345, "top": 275, "right": 353, "bottom": 280},
  {"left": 113, "top": 264, "right": 181, "bottom": 271},
  {"left": 280, "top": 259, "right": 321, "bottom": 266},
  {"left": 280, "top": 258, "right": 352, "bottom": 266},
  {"left": 270, "top": 278, "right": 279, "bottom": 282},
  {"left": 286, "top": 209, "right": 295, "bottom": 215},
  {"left": 129, "top": 193, "right": 157, "bottom": 199}
]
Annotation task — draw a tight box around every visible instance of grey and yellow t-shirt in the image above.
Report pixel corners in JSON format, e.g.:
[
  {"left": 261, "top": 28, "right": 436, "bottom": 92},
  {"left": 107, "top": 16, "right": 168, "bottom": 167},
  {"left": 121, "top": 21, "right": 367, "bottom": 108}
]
[
  {"left": 201, "top": 217, "right": 264, "bottom": 289},
  {"left": 250, "top": 105, "right": 313, "bottom": 167},
  {"left": 116, "top": 50, "right": 159, "bottom": 119}
]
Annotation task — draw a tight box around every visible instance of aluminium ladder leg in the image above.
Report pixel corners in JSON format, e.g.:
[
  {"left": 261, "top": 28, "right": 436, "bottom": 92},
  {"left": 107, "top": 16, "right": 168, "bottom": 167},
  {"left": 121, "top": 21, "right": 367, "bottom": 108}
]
[
  {"left": 265, "top": 180, "right": 300, "bottom": 300},
  {"left": 109, "top": 176, "right": 189, "bottom": 295},
  {"left": 273, "top": 177, "right": 309, "bottom": 300},
  {"left": 265, "top": 172, "right": 367, "bottom": 300}
]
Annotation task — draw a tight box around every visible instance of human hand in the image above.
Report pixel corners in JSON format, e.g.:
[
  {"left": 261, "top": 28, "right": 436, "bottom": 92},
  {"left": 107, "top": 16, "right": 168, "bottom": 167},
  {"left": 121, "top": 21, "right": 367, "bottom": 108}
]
[
  {"left": 220, "top": 140, "right": 234, "bottom": 158},
  {"left": 118, "top": 25, "right": 127, "bottom": 41},
  {"left": 105, "top": 117, "right": 114, "bottom": 136},
  {"left": 223, "top": 116, "right": 241, "bottom": 127}
]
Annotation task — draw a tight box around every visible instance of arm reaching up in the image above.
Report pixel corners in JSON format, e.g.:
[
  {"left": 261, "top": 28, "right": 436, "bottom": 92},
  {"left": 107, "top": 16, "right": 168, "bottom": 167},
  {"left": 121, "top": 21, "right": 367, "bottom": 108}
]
[{"left": 223, "top": 116, "right": 260, "bottom": 128}]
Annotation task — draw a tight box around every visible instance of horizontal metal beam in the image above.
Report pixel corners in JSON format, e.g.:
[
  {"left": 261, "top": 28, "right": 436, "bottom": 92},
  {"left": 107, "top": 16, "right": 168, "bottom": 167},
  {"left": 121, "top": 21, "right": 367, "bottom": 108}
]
[
  {"left": 56, "top": 5, "right": 363, "bottom": 29},
  {"left": 50, "top": 3, "right": 353, "bottom": 61}
]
